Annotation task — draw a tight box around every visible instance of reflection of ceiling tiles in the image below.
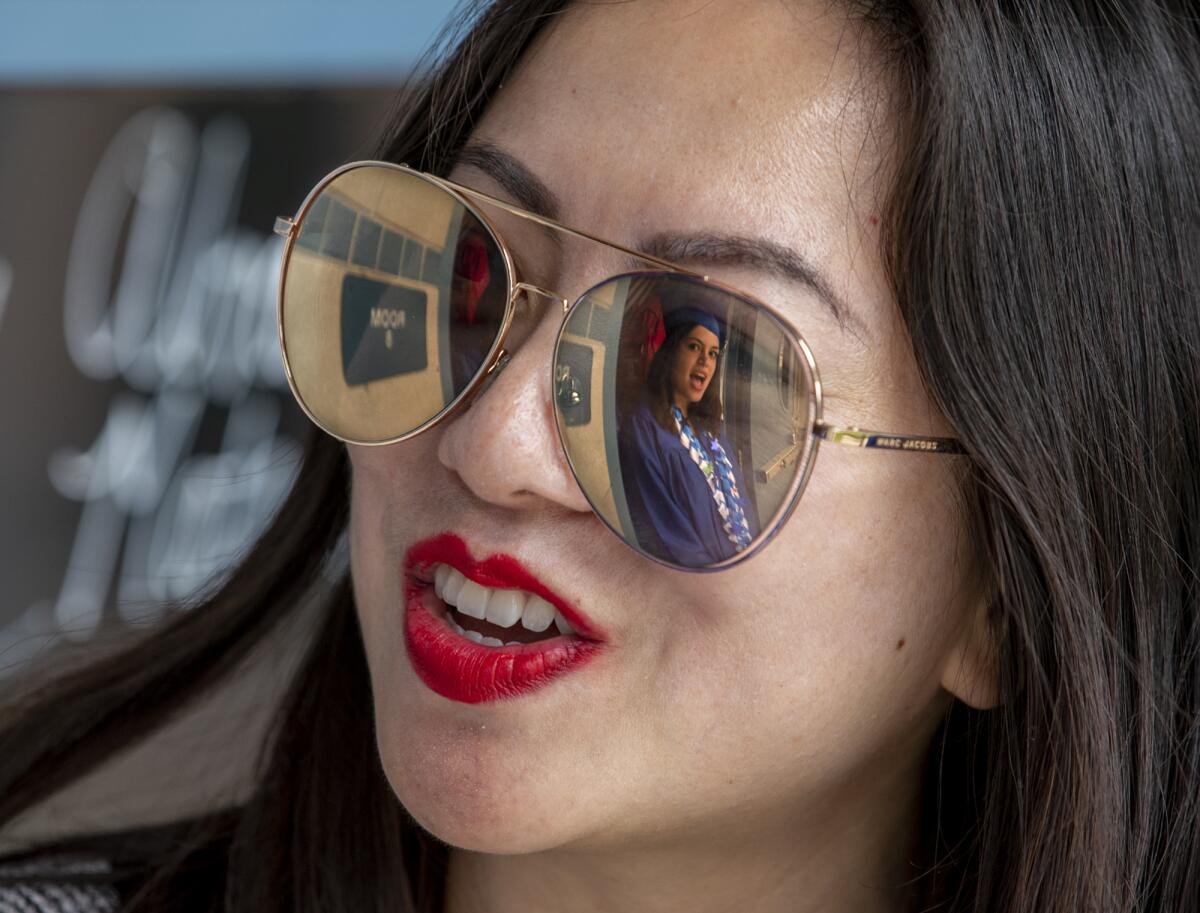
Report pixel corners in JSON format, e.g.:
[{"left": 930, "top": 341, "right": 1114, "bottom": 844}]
[
  {"left": 328, "top": 170, "right": 455, "bottom": 248},
  {"left": 296, "top": 191, "right": 448, "bottom": 286}
]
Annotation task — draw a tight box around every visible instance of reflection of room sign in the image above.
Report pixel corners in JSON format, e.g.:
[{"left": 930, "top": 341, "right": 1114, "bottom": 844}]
[{"left": 341, "top": 275, "right": 428, "bottom": 385}]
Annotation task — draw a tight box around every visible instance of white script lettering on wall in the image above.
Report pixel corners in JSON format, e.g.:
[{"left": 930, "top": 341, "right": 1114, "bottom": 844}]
[{"left": 3, "top": 107, "right": 301, "bottom": 666}]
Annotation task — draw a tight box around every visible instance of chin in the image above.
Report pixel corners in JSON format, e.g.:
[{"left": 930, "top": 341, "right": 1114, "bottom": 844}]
[
  {"left": 373, "top": 704, "right": 590, "bottom": 855},
  {"left": 388, "top": 763, "right": 583, "bottom": 855}
]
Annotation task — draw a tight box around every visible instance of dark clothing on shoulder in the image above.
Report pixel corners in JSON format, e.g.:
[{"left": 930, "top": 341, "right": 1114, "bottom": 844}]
[
  {"left": 0, "top": 811, "right": 236, "bottom": 912},
  {"left": 0, "top": 853, "right": 119, "bottom": 912}
]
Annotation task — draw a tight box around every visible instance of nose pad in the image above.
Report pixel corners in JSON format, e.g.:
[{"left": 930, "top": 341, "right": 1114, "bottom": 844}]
[
  {"left": 437, "top": 315, "right": 592, "bottom": 513},
  {"left": 460, "top": 348, "right": 512, "bottom": 408}
]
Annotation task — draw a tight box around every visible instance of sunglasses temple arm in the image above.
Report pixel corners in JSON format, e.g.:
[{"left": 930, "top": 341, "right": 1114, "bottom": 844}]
[{"left": 812, "top": 422, "right": 966, "bottom": 455}]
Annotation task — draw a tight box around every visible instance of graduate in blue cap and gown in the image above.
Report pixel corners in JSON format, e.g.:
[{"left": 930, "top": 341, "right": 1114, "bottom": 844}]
[{"left": 617, "top": 305, "right": 759, "bottom": 568}]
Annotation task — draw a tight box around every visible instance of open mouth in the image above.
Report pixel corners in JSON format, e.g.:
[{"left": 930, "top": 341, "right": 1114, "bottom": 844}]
[
  {"left": 689, "top": 370, "right": 707, "bottom": 391},
  {"left": 428, "top": 562, "right": 576, "bottom": 648},
  {"left": 403, "top": 533, "right": 605, "bottom": 703}
]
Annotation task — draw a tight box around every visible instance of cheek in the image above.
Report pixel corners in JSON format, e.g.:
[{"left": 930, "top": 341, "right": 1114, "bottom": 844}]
[
  {"left": 345, "top": 442, "right": 434, "bottom": 697},
  {"left": 346, "top": 449, "right": 397, "bottom": 686},
  {"left": 769, "top": 454, "right": 971, "bottom": 702},
  {"left": 348, "top": 446, "right": 398, "bottom": 587},
  {"left": 657, "top": 453, "right": 972, "bottom": 798}
]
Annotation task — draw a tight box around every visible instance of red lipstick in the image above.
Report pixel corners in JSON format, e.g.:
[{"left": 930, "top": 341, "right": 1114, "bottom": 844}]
[{"left": 404, "top": 533, "right": 606, "bottom": 703}]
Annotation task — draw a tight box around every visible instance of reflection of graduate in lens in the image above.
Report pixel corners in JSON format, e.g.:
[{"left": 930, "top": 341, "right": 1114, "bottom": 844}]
[{"left": 618, "top": 305, "right": 759, "bottom": 568}]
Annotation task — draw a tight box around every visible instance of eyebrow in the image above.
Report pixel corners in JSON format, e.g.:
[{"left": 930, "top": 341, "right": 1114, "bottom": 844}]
[
  {"left": 637, "top": 233, "right": 866, "bottom": 339},
  {"left": 454, "top": 142, "right": 867, "bottom": 339},
  {"left": 456, "top": 142, "right": 561, "bottom": 222},
  {"left": 684, "top": 333, "right": 721, "bottom": 352}
]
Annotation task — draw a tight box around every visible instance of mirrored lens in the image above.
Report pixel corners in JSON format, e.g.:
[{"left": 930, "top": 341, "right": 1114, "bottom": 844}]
[
  {"left": 280, "top": 165, "right": 510, "bottom": 443},
  {"left": 554, "top": 273, "right": 815, "bottom": 570}
]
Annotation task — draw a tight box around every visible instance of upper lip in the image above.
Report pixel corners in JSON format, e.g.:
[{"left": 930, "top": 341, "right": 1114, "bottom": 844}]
[{"left": 404, "top": 532, "right": 608, "bottom": 642}]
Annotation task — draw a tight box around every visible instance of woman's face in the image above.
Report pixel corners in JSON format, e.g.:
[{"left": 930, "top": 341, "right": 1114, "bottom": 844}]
[
  {"left": 348, "top": 0, "right": 995, "bottom": 880},
  {"left": 669, "top": 325, "right": 719, "bottom": 411}
]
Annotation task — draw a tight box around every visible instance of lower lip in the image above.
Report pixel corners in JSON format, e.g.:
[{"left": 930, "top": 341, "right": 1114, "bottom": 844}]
[{"left": 403, "top": 549, "right": 603, "bottom": 705}]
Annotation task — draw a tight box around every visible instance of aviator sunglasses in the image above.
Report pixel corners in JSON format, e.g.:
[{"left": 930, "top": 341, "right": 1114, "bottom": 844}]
[{"left": 274, "top": 161, "right": 964, "bottom": 572}]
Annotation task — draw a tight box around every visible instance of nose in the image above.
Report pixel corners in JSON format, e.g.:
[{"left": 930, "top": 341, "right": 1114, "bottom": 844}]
[{"left": 436, "top": 310, "right": 592, "bottom": 512}]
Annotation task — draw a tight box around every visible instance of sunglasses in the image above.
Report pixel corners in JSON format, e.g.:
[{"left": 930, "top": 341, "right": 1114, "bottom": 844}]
[{"left": 273, "top": 161, "right": 964, "bottom": 572}]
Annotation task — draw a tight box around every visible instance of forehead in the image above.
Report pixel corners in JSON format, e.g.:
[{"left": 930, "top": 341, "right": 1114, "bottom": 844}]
[
  {"left": 682, "top": 326, "right": 720, "bottom": 348},
  {"left": 477, "top": 0, "right": 892, "bottom": 239},
  {"left": 471, "top": 0, "right": 897, "bottom": 339}
]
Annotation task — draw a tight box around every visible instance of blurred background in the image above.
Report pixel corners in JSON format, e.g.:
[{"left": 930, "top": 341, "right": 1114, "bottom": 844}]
[{"left": 0, "top": 0, "right": 460, "bottom": 675}]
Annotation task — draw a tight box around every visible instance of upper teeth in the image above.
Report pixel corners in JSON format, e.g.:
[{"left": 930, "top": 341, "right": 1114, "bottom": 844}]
[{"left": 432, "top": 563, "right": 576, "bottom": 636}]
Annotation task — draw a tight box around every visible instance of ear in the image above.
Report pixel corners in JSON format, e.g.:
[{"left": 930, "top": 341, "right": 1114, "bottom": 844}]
[{"left": 938, "top": 599, "right": 1002, "bottom": 710}]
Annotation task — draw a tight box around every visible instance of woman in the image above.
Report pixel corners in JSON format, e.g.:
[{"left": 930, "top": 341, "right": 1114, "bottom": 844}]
[
  {"left": 2, "top": 2, "right": 1198, "bottom": 912},
  {"left": 618, "top": 305, "right": 760, "bottom": 569}
]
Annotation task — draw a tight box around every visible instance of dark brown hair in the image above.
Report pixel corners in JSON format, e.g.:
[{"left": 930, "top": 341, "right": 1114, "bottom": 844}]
[
  {"left": 2, "top": 1, "right": 1199, "bottom": 911},
  {"left": 644, "top": 321, "right": 724, "bottom": 438}
]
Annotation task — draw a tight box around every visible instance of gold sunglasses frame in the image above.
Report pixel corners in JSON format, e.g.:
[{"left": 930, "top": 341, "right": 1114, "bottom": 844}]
[{"left": 274, "top": 160, "right": 965, "bottom": 571}]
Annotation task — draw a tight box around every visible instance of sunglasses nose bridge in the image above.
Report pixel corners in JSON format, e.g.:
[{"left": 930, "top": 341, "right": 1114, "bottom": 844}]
[
  {"left": 471, "top": 283, "right": 573, "bottom": 398},
  {"left": 513, "top": 281, "right": 571, "bottom": 315}
]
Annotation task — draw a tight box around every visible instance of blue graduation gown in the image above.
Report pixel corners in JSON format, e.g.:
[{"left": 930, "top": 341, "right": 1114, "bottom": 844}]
[{"left": 618, "top": 405, "right": 759, "bottom": 568}]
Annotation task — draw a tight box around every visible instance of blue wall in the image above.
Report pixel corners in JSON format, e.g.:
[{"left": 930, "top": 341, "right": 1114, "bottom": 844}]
[{"left": 0, "top": 0, "right": 461, "bottom": 84}]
